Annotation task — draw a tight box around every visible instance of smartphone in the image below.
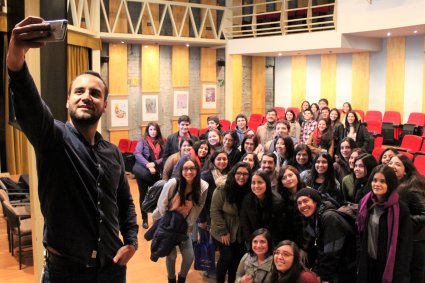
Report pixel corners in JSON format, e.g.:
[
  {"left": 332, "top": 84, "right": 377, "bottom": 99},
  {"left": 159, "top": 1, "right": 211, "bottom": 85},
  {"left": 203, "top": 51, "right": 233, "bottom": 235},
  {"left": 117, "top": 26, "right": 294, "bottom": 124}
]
[{"left": 36, "top": 19, "right": 68, "bottom": 42}]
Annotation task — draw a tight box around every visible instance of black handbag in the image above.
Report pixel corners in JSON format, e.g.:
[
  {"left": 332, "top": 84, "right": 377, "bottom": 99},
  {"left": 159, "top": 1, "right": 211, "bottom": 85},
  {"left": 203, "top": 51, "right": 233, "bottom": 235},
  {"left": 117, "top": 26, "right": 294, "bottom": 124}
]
[{"left": 141, "top": 180, "right": 167, "bottom": 213}]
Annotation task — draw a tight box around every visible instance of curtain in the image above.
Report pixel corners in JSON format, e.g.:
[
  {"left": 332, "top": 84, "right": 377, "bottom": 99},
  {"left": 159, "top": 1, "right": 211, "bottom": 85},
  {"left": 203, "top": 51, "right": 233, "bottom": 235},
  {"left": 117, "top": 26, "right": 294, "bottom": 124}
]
[
  {"left": 4, "top": 33, "right": 30, "bottom": 174},
  {"left": 67, "top": 45, "right": 89, "bottom": 88}
]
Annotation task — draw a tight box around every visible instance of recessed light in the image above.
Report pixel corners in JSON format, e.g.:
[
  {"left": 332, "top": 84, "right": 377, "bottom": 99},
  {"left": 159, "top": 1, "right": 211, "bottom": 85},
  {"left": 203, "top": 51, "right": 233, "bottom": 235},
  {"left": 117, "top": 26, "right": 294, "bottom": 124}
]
[
  {"left": 185, "top": 43, "right": 190, "bottom": 47},
  {"left": 413, "top": 30, "right": 418, "bottom": 34},
  {"left": 121, "top": 41, "right": 125, "bottom": 44},
  {"left": 387, "top": 32, "right": 391, "bottom": 37},
  {"left": 278, "top": 53, "right": 282, "bottom": 56},
  {"left": 144, "top": 45, "right": 149, "bottom": 48}
]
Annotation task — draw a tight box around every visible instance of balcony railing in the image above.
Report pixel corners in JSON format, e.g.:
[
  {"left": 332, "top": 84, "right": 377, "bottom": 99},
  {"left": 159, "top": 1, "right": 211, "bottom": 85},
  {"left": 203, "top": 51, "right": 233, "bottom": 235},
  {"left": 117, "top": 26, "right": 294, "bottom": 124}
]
[{"left": 224, "top": 0, "right": 336, "bottom": 39}]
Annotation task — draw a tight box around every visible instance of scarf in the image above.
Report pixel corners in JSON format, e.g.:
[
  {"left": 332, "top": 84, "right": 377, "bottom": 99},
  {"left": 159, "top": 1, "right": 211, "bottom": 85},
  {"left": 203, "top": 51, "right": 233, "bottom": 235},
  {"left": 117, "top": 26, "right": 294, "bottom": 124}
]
[
  {"left": 311, "top": 128, "right": 322, "bottom": 147},
  {"left": 211, "top": 168, "right": 226, "bottom": 186},
  {"left": 356, "top": 191, "right": 400, "bottom": 283},
  {"left": 146, "top": 136, "right": 161, "bottom": 160}
]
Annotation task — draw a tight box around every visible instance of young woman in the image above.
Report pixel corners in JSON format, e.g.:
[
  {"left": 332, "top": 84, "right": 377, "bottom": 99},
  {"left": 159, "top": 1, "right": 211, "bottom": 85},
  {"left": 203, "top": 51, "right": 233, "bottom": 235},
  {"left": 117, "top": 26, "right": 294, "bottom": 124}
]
[
  {"left": 235, "top": 114, "right": 251, "bottom": 144},
  {"left": 297, "top": 100, "right": 311, "bottom": 125},
  {"left": 133, "top": 122, "right": 165, "bottom": 228},
  {"left": 272, "top": 240, "right": 319, "bottom": 283},
  {"left": 378, "top": 147, "right": 398, "bottom": 165},
  {"left": 274, "top": 165, "right": 305, "bottom": 246},
  {"left": 162, "top": 138, "right": 193, "bottom": 181},
  {"left": 285, "top": 109, "right": 301, "bottom": 143},
  {"left": 207, "top": 128, "right": 223, "bottom": 154},
  {"left": 222, "top": 130, "right": 242, "bottom": 168},
  {"left": 199, "top": 116, "right": 222, "bottom": 140},
  {"left": 389, "top": 154, "right": 425, "bottom": 283},
  {"left": 241, "top": 152, "right": 260, "bottom": 171},
  {"left": 240, "top": 171, "right": 275, "bottom": 241},
  {"left": 300, "top": 153, "right": 343, "bottom": 205},
  {"left": 307, "top": 118, "right": 335, "bottom": 157},
  {"left": 210, "top": 162, "right": 252, "bottom": 283},
  {"left": 290, "top": 144, "right": 313, "bottom": 173},
  {"left": 344, "top": 111, "right": 370, "bottom": 151},
  {"left": 273, "top": 136, "right": 295, "bottom": 171},
  {"left": 333, "top": 137, "right": 357, "bottom": 184},
  {"left": 330, "top": 108, "right": 344, "bottom": 145},
  {"left": 341, "top": 148, "right": 367, "bottom": 203},
  {"left": 340, "top": 102, "right": 353, "bottom": 123},
  {"left": 199, "top": 151, "right": 230, "bottom": 229},
  {"left": 191, "top": 140, "right": 210, "bottom": 169},
  {"left": 310, "top": 103, "right": 319, "bottom": 121},
  {"left": 236, "top": 228, "right": 274, "bottom": 283},
  {"left": 356, "top": 165, "right": 412, "bottom": 283},
  {"left": 153, "top": 156, "right": 208, "bottom": 283},
  {"left": 352, "top": 153, "right": 378, "bottom": 203},
  {"left": 240, "top": 135, "right": 260, "bottom": 156}
]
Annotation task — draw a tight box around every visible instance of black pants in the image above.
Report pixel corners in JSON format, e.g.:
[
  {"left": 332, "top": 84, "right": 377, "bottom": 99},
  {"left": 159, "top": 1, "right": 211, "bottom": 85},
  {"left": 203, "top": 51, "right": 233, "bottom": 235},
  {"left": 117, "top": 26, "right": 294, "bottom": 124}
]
[
  {"left": 132, "top": 162, "right": 159, "bottom": 220},
  {"left": 411, "top": 240, "right": 425, "bottom": 283},
  {"left": 214, "top": 240, "right": 245, "bottom": 283},
  {"left": 42, "top": 253, "right": 126, "bottom": 283}
]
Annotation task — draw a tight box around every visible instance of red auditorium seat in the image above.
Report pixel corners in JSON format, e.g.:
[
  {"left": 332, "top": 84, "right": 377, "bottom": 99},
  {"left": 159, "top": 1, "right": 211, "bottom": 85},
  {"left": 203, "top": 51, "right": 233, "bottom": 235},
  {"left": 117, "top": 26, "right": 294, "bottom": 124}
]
[
  {"left": 353, "top": 109, "right": 365, "bottom": 122},
  {"left": 274, "top": 107, "right": 286, "bottom": 120},
  {"left": 247, "top": 121, "right": 260, "bottom": 132},
  {"left": 118, "top": 139, "right": 131, "bottom": 153},
  {"left": 365, "top": 110, "right": 383, "bottom": 122},
  {"left": 189, "top": 127, "right": 199, "bottom": 137},
  {"left": 199, "top": 128, "right": 208, "bottom": 136},
  {"left": 231, "top": 121, "right": 237, "bottom": 129},
  {"left": 413, "top": 154, "right": 425, "bottom": 176},
  {"left": 128, "top": 140, "right": 138, "bottom": 153},
  {"left": 382, "top": 111, "right": 402, "bottom": 145},
  {"left": 249, "top": 114, "right": 265, "bottom": 125},
  {"left": 366, "top": 120, "right": 382, "bottom": 135},
  {"left": 406, "top": 112, "right": 425, "bottom": 126},
  {"left": 219, "top": 119, "right": 231, "bottom": 131},
  {"left": 399, "top": 151, "right": 414, "bottom": 161},
  {"left": 398, "top": 134, "right": 424, "bottom": 154}
]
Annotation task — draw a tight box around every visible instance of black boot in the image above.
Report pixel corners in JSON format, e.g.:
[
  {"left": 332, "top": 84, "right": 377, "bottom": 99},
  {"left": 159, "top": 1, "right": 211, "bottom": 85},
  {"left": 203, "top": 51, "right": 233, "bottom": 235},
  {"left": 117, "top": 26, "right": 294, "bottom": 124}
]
[
  {"left": 168, "top": 278, "right": 176, "bottom": 283},
  {"left": 177, "top": 275, "right": 186, "bottom": 283}
]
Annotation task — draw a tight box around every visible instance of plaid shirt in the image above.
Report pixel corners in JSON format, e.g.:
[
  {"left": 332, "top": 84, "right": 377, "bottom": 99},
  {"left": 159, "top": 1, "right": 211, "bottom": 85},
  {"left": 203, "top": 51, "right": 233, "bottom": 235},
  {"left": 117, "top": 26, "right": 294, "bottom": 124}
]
[{"left": 301, "top": 119, "right": 317, "bottom": 144}]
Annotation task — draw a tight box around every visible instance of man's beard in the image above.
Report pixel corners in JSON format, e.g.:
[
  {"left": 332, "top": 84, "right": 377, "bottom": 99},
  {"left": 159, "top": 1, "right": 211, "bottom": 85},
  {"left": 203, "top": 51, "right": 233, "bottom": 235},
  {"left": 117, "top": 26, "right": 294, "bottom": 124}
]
[{"left": 69, "top": 109, "right": 102, "bottom": 127}]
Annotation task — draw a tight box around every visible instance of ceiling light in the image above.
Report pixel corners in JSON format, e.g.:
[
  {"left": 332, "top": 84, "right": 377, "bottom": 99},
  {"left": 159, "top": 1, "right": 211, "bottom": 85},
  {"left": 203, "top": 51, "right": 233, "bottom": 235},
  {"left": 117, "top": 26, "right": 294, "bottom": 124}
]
[
  {"left": 185, "top": 43, "right": 190, "bottom": 47},
  {"left": 144, "top": 45, "right": 149, "bottom": 48},
  {"left": 121, "top": 41, "right": 125, "bottom": 44},
  {"left": 386, "top": 32, "right": 391, "bottom": 37},
  {"left": 278, "top": 53, "right": 282, "bottom": 56},
  {"left": 413, "top": 30, "right": 418, "bottom": 34}
]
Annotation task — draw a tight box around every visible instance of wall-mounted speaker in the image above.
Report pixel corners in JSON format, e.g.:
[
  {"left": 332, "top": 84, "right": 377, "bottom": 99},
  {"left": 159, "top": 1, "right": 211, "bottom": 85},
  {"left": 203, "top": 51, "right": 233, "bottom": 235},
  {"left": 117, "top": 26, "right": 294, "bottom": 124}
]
[{"left": 217, "top": 59, "right": 225, "bottom": 67}]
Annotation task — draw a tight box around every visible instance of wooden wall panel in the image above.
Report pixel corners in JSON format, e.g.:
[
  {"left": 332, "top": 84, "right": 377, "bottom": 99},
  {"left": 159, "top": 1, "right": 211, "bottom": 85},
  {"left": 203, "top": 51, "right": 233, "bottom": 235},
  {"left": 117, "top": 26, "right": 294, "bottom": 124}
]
[
  {"left": 109, "top": 129, "right": 129, "bottom": 146},
  {"left": 201, "top": 48, "right": 216, "bottom": 82},
  {"left": 352, "top": 52, "right": 370, "bottom": 111},
  {"left": 251, "top": 56, "right": 266, "bottom": 115},
  {"left": 232, "top": 55, "right": 243, "bottom": 119},
  {"left": 291, "top": 55, "right": 307, "bottom": 109},
  {"left": 173, "top": 0, "right": 189, "bottom": 37},
  {"left": 320, "top": 54, "right": 337, "bottom": 107},
  {"left": 141, "top": 3, "right": 159, "bottom": 35},
  {"left": 109, "top": 0, "right": 128, "bottom": 33},
  {"left": 141, "top": 45, "right": 160, "bottom": 92},
  {"left": 201, "top": 0, "right": 217, "bottom": 39},
  {"left": 385, "top": 37, "right": 405, "bottom": 116},
  {"left": 109, "top": 43, "right": 128, "bottom": 94},
  {"left": 172, "top": 46, "right": 189, "bottom": 87}
]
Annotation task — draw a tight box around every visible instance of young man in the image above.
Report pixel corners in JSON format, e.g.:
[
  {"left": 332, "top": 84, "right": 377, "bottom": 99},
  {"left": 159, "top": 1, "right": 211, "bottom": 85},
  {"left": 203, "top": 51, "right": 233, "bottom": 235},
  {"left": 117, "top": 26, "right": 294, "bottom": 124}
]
[
  {"left": 260, "top": 153, "right": 279, "bottom": 203},
  {"left": 300, "top": 109, "right": 317, "bottom": 144},
  {"left": 7, "top": 17, "right": 138, "bottom": 282},
  {"left": 234, "top": 113, "right": 250, "bottom": 144},
  {"left": 263, "top": 120, "right": 295, "bottom": 153},
  {"left": 296, "top": 188, "right": 356, "bottom": 283},
  {"left": 163, "top": 115, "right": 199, "bottom": 161},
  {"left": 199, "top": 115, "right": 221, "bottom": 140},
  {"left": 256, "top": 108, "right": 278, "bottom": 147}
]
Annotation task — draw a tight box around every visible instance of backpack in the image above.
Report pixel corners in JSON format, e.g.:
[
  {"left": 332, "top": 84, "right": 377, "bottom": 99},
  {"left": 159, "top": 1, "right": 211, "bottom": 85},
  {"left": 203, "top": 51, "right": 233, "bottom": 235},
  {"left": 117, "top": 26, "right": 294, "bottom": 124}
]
[{"left": 141, "top": 180, "right": 167, "bottom": 213}]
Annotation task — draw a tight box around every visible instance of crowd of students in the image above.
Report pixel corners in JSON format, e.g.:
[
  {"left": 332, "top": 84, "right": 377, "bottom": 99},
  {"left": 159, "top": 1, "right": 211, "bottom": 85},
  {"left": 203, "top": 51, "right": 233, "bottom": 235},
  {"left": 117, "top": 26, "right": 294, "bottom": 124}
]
[{"left": 132, "top": 99, "right": 425, "bottom": 283}]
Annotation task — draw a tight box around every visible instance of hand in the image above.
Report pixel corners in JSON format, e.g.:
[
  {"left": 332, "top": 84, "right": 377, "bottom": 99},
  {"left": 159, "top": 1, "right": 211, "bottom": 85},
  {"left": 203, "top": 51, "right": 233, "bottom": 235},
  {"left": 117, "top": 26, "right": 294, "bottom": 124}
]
[
  {"left": 198, "top": 222, "right": 208, "bottom": 230},
  {"left": 112, "top": 245, "right": 136, "bottom": 266},
  {"left": 221, "top": 233, "right": 231, "bottom": 246},
  {"left": 240, "top": 274, "right": 253, "bottom": 283},
  {"left": 148, "top": 167, "right": 156, "bottom": 175},
  {"left": 7, "top": 16, "right": 50, "bottom": 72},
  {"left": 299, "top": 249, "right": 308, "bottom": 265},
  {"left": 146, "top": 162, "right": 155, "bottom": 168}
]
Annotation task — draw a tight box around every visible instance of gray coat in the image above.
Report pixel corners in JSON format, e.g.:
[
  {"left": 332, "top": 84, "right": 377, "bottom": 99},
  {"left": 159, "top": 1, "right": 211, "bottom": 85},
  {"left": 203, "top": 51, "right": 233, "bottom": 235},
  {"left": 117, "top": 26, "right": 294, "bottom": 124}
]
[{"left": 236, "top": 253, "right": 273, "bottom": 283}]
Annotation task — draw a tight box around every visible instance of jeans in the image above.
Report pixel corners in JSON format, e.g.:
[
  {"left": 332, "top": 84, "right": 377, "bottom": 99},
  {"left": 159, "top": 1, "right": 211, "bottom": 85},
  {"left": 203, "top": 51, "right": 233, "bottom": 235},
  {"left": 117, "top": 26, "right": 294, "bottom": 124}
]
[
  {"left": 214, "top": 240, "right": 245, "bottom": 283},
  {"left": 166, "top": 237, "right": 194, "bottom": 279},
  {"left": 41, "top": 253, "right": 126, "bottom": 283}
]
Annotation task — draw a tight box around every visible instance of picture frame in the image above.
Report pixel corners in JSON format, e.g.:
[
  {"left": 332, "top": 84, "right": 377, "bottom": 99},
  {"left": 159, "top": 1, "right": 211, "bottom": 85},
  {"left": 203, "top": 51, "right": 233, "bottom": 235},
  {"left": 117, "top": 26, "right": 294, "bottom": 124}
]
[
  {"left": 142, "top": 94, "right": 159, "bottom": 121},
  {"left": 109, "top": 97, "right": 129, "bottom": 128},
  {"left": 202, "top": 84, "right": 217, "bottom": 109},
  {"left": 173, "top": 89, "right": 189, "bottom": 116}
]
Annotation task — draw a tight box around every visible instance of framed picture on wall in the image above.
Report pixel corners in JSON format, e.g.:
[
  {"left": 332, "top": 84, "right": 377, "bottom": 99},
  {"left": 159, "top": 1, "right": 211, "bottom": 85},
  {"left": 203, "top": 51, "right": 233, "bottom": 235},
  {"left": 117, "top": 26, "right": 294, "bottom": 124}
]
[
  {"left": 202, "top": 84, "right": 217, "bottom": 109},
  {"left": 173, "top": 89, "right": 189, "bottom": 116},
  {"left": 109, "top": 97, "right": 129, "bottom": 128},
  {"left": 142, "top": 94, "right": 159, "bottom": 121}
]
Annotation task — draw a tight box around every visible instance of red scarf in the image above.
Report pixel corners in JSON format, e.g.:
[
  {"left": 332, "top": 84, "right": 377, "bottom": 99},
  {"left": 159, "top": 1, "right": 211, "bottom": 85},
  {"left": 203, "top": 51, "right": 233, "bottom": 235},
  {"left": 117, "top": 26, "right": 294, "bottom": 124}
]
[
  {"left": 146, "top": 136, "right": 161, "bottom": 160},
  {"left": 311, "top": 128, "right": 322, "bottom": 147}
]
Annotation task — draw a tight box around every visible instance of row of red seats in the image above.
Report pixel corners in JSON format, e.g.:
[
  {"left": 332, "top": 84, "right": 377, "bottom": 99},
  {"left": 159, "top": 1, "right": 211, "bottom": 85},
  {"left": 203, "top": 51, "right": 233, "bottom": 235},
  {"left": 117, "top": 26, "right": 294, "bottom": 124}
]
[{"left": 118, "top": 139, "right": 138, "bottom": 153}]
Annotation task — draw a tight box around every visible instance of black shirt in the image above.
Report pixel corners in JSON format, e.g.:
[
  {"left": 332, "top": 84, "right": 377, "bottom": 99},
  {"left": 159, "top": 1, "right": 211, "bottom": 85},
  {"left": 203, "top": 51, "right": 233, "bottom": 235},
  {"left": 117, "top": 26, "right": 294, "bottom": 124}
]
[{"left": 9, "top": 64, "right": 138, "bottom": 267}]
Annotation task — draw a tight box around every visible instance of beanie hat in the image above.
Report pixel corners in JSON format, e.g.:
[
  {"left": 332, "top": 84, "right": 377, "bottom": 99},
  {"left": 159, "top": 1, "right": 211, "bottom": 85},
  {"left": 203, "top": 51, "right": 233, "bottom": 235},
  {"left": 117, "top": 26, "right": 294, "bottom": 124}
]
[
  {"left": 207, "top": 116, "right": 220, "bottom": 124},
  {"left": 296, "top": 188, "right": 322, "bottom": 204}
]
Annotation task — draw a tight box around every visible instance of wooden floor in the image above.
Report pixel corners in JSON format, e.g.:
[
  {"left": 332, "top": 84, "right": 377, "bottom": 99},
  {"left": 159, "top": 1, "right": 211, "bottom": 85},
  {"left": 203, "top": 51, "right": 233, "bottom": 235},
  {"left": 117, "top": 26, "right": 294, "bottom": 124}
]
[{"left": 0, "top": 177, "right": 215, "bottom": 283}]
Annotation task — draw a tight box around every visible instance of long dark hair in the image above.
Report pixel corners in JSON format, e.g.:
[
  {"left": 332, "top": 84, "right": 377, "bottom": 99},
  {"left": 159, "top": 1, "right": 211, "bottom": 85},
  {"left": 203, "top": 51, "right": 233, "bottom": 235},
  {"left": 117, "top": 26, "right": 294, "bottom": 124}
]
[
  {"left": 273, "top": 136, "right": 295, "bottom": 161},
  {"left": 144, "top": 122, "right": 164, "bottom": 145},
  {"left": 378, "top": 147, "right": 399, "bottom": 165},
  {"left": 367, "top": 164, "right": 399, "bottom": 201},
  {"left": 208, "top": 150, "right": 230, "bottom": 173},
  {"left": 176, "top": 156, "right": 202, "bottom": 206},
  {"left": 272, "top": 240, "right": 304, "bottom": 283},
  {"left": 310, "top": 153, "right": 338, "bottom": 194},
  {"left": 224, "top": 162, "right": 252, "bottom": 206},
  {"left": 251, "top": 170, "right": 274, "bottom": 213},
  {"left": 223, "top": 129, "right": 240, "bottom": 150},
  {"left": 354, "top": 153, "right": 378, "bottom": 182},
  {"left": 337, "top": 137, "right": 356, "bottom": 161},
  {"left": 285, "top": 109, "right": 296, "bottom": 123},
  {"left": 248, "top": 228, "right": 274, "bottom": 257},
  {"left": 241, "top": 135, "right": 259, "bottom": 155},
  {"left": 240, "top": 152, "right": 260, "bottom": 171},
  {"left": 345, "top": 110, "right": 360, "bottom": 129},
  {"left": 393, "top": 154, "right": 425, "bottom": 197},
  {"left": 278, "top": 165, "right": 304, "bottom": 195},
  {"left": 290, "top": 144, "right": 313, "bottom": 169},
  {"left": 317, "top": 118, "right": 333, "bottom": 149}
]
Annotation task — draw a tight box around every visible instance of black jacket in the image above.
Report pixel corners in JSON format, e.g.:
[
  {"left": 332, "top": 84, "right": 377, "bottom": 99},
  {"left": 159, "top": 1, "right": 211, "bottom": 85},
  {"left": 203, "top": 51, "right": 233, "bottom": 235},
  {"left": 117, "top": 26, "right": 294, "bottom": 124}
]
[
  {"left": 144, "top": 211, "right": 188, "bottom": 262},
  {"left": 343, "top": 123, "right": 370, "bottom": 152},
  {"left": 398, "top": 185, "right": 425, "bottom": 241},
  {"left": 303, "top": 202, "right": 357, "bottom": 283},
  {"left": 163, "top": 132, "right": 199, "bottom": 161},
  {"left": 356, "top": 200, "right": 412, "bottom": 283}
]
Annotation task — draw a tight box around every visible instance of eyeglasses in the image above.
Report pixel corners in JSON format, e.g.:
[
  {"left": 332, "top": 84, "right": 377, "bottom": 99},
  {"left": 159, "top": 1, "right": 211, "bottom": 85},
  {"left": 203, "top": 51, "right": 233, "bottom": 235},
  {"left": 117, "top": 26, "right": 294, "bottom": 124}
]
[
  {"left": 183, "top": 167, "right": 197, "bottom": 172},
  {"left": 235, "top": 172, "right": 249, "bottom": 177},
  {"left": 273, "top": 251, "right": 294, "bottom": 258}
]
